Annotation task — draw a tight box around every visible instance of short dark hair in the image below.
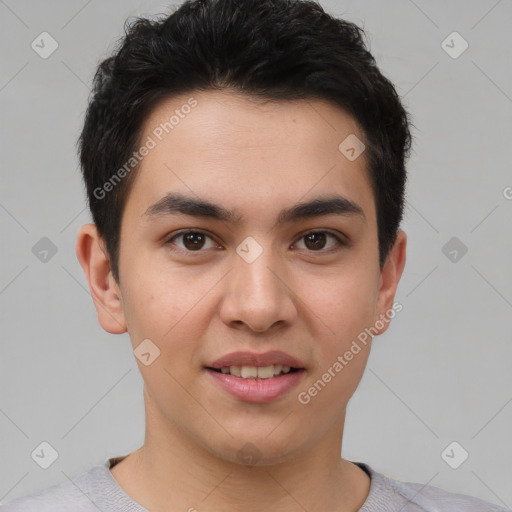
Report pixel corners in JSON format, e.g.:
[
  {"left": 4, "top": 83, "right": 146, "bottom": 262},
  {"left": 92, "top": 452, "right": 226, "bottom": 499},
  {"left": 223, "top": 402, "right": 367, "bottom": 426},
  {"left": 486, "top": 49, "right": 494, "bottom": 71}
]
[{"left": 78, "top": 0, "right": 413, "bottom": 284}]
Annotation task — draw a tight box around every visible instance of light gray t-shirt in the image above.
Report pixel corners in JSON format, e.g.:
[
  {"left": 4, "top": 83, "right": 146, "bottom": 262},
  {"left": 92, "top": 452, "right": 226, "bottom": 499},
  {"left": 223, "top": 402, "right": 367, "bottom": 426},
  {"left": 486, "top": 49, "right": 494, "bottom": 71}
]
[{"left": 1, "top": 457, "right": 509, "bottom": 511}]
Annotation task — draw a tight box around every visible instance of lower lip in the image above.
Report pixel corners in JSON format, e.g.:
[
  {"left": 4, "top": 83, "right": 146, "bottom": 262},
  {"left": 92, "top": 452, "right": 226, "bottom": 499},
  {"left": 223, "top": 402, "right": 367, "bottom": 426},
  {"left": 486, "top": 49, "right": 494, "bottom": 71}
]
[{"left": 205, "top": 368, "right": 305, "bottom": 403}]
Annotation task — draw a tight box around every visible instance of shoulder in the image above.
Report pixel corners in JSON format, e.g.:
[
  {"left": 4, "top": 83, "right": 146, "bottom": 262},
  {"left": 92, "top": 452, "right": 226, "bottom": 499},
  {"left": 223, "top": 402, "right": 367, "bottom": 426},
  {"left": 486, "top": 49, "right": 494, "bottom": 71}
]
[
  {"left": 356, "top": 462, "right": 510, "bottom": 512},
  {"left": 395, "top": 479, "right": 509, "bottom": 512},
  {"left": 1, "top": 463, "right": 107, "bottom": 512}
]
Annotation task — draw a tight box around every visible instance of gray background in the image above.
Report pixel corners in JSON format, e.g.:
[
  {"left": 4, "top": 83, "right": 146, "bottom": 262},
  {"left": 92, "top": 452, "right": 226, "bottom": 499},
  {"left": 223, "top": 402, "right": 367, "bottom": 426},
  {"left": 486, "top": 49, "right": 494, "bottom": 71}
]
[{"left": 1, "top": 0, "right": 511, "bottom": 507}]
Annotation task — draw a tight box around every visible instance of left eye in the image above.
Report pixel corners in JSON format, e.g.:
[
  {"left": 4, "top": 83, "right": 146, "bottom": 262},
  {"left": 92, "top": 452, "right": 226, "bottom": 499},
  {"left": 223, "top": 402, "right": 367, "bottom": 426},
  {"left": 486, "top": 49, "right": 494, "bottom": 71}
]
[
  {"left": 292, "top": 231, "right": 343, "bottom": 251},
  {"left": 166, "top": 229, "right": 344, "bottom": 253}
]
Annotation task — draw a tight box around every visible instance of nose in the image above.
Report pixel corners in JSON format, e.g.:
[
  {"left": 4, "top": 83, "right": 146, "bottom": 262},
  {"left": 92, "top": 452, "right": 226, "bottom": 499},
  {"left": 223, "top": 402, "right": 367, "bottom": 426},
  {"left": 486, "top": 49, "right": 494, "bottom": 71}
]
[{"left": 218, "top": 246, "right": 298, "bottom": 333}]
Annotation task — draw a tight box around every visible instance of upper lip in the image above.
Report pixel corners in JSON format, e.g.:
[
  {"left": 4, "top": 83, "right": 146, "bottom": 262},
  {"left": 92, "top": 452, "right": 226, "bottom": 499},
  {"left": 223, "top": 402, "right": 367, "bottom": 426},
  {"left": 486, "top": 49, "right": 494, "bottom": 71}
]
[{"left": 207, "top": 350, "right": 305, "bottom": 369}]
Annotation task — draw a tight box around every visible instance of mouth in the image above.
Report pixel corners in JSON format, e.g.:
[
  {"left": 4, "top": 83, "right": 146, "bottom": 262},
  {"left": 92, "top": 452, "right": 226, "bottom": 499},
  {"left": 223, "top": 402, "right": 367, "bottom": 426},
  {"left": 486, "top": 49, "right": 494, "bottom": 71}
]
[{"left": 204, "top": 352, "right": 306, "bottom": 403}]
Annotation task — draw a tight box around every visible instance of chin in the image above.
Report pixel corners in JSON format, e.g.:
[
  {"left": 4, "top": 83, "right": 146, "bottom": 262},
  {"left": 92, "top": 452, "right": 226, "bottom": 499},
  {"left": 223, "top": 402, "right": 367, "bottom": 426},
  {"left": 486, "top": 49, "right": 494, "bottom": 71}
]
[{"left": 208, "top": 434, "right": 308, "bottom": 468}]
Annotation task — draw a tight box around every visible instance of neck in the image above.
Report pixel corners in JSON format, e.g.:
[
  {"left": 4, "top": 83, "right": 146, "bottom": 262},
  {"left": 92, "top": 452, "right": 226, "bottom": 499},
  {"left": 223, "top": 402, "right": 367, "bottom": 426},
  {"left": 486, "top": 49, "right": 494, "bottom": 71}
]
[{"left": 110, "top": 397, "right": 370, "bottom": 512}]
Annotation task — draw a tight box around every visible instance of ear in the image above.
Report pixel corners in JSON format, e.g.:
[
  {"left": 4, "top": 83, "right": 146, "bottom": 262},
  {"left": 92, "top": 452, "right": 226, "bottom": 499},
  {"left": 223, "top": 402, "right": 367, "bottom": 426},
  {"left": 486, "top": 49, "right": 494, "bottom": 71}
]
[
  {"left": 75, "top": 223, "right": 127, "bottom": 334},
  {"left": 374, "top": 229, "right": 407, "bottom": 335}
]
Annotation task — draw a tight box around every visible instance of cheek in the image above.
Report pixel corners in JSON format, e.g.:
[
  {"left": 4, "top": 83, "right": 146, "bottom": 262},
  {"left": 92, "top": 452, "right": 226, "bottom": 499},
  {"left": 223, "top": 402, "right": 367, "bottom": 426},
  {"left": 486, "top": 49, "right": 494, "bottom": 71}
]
[
  {"left": 295, "top": 264, "right": 377, "bottom": 405},
  {"left": 301, "top": 346, "right": 371, "bottom": 419},
  {"left": 297, "top": 283, "right": 374, "bottom": 414},
  {"left": 121, "top": 264, "right": 215, "bottom": 364},
  {"left": 121, "top": 277, "right": 205, "bottom": 404},
  {"left": 298, "top": 264, "right": 378, "bottom": 339}
]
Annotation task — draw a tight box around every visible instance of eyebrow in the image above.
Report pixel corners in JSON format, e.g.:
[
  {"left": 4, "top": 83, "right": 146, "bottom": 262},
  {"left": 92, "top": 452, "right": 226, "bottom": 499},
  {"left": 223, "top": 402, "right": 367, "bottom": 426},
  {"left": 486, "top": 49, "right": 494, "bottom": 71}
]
[{"left": 143, "top": 192, "right": 366, "bottom": 227}]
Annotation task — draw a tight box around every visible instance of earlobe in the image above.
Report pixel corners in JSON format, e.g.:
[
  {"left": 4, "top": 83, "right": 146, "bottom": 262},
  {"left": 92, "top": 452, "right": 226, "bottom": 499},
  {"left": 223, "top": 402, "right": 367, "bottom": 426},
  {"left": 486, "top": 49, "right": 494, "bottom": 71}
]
[
  {"left": 374, "top": 229, "right": 407, "bottom": 335},
  {"left": 75, "top": 223, "right": 127, "bottom": 335}
]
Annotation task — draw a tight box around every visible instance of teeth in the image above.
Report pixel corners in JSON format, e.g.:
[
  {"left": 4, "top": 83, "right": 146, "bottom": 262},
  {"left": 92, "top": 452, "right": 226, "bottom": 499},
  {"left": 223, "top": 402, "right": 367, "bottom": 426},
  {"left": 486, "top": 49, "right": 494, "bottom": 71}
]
[
  {"left": 256, "top": 366, "right": 274, "bottom": 379},
  {"left": 240, "top": 366, "right": 258, "bottom": 378},
  {"left": 230, "top": 366, "right": 241, "bottom": 377},
  {"left": 216, "top": 364, "right": 296, "bottom": 379}
]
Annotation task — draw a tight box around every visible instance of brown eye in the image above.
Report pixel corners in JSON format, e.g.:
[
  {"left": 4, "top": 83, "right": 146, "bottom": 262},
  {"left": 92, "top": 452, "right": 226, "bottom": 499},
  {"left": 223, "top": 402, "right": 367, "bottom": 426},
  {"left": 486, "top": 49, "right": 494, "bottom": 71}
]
[
  {"left": 294, "top": 231, "right": 344, "bottom": 252},
  {"left": 167, "top": 230, "right": 217, "bottom": 251},
  {"left": 305, "top": 232, "right": 327, "bottom": 250}
]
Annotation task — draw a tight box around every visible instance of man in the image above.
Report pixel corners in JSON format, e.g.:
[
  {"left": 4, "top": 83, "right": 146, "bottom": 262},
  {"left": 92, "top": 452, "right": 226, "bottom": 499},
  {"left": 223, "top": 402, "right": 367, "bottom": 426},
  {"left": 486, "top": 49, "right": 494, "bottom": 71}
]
[{"left": 3, "top": 0, "right": 508, "bottom": 510}]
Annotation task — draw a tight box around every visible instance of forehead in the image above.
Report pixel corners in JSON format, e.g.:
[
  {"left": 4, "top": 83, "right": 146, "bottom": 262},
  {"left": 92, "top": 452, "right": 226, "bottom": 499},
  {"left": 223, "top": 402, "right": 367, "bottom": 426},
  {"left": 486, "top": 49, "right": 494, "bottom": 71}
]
[{"left": 124, "top": 89, "right": 375, "bottom": 226}]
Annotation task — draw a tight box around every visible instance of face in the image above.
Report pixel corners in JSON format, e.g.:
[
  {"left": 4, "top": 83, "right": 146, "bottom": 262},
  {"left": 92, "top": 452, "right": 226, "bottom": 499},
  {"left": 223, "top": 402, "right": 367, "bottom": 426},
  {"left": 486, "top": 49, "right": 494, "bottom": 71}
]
[{"left": 78, "top": 89, "right": 406, "bottom": 465}]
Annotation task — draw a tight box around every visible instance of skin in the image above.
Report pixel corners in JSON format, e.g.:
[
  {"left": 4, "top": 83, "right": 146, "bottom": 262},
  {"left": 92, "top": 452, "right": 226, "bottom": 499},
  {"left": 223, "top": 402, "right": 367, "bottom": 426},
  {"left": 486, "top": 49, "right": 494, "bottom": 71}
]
[{"left": 76, "top": 89, "right": 406, "bottom": 512}]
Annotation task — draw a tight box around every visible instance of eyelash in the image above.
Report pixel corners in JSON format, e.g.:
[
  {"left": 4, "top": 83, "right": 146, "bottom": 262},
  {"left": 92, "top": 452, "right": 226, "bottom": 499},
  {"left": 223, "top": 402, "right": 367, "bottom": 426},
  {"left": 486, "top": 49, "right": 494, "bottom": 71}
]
[{"left": 165, "top": 229, "right": 347, "bottom": 255}]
